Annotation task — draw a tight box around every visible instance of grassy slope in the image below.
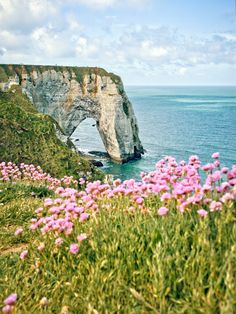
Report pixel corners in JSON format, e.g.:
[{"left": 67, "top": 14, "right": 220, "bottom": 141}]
[
  {"left": 0, "top": 87, "right": 103, "bottom": 180},
  {"left": 0, "top": 181, "right": 235, "bottom": 313}
]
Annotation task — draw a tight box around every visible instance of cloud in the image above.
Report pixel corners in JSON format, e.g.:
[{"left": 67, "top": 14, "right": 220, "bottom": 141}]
[
  {"left": 0, "top": 47, "right": 6, "bottom": 56},
  {"left": 75, "top": 0, "right": 115, "bottom": 8},
  {"left": 114, "top": 26, "right": 236, "bottom": 69},
  {"left": 178, "top": 67, "right": 187, "bottom": 76},
  {"left": 71, "top": 0, "right": 149, "bottom": 8},
  {"left": 75, "top": 37, "right": 99, "bottom": 57},
  {"left": 31, "top": 27, "right": 75, "bottom": 58},
  {"left": 140, "top": 41, "right": 169, "bottom": 59},
  {"left": 0, "top": 0, "right": 235, "bottom": 84},
  {"left": 0, "top": 0, "right": 57, "bottom": 33}
]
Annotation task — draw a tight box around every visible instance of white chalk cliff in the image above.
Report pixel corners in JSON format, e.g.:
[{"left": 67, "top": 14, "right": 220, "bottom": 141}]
[{"left": 0, "top": 65, "right": 144, "bottom": 162}]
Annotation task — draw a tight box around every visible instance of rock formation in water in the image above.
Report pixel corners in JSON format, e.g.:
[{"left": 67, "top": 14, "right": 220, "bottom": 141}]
[{"left": 0, "top": 65, "right": 143, "bottom": 163}]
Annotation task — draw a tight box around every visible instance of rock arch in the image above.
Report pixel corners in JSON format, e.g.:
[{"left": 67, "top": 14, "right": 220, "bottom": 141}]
[{"left": 3, "top": 66, "right": 143, "bottom": 163}]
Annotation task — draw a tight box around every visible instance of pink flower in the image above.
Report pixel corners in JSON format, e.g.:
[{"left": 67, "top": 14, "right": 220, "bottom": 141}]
[
  {"left": 77, "top": 233, "right": 87, "bottom": 242},
  {"left": 221, "top": 167, "right": 229, "bottom": 174},
  {"left": 79, "top": 213, "right": 90, "bottom": 222},
  {"left": 202, "top": 184, "right": 211, "bottom": 192},
  {"left": 212, "top": 152, "right": 220, "bottom": 159},
  {"left": 221, "top": 193, "right": 234, "bottom": 203},
  {"left": 160, "top": 192, "right": 171, "bottom": 201},
  {"left": 213, "top": 160, "right": 220, "bottom": 168},
  {"left": 37, "top": 243, "right": 45, "bottom": 251},
  {"left": 221, "top": 182, "right": 230, "bottom": 192},
  {"left": 202, "top": 163, "right": 214, "bottom": 171},
  {"left": 203, "top": 198, "right": 212, "bottom": 205},
  {"left": 4, "top": 293, "right": 17, "bottom": 305},
  {"left": 55, "top": 187, "right": 64, "bottom": 194},
  {"left": 210, "top": 201, "right": 222, "bottom": 212},
  {"left": 20, "top": 250, "right": 28, "bottom": 260},
  {"left": 79, "top": 178, "right": 85, "bottom": 185},
  {"left": 14, "top": 228, "right": 23, "bottom": 236},
  {"left": 35, "top": 207, "right": 43, "bottom": 214},
  {"left": 136, "top": 197, "right": 144, "bottom": 204},
  {"left": 197, "top": 209, "right": 208, "bottom": 217},
  {"left": 157, "top": 206, "right": 169, "bottom": 216},
  {"left": 55, "top": 238, "right": 63, "bottom": 246},
  {"left": 69, "top": 243, "right": 79, "bottom": 254},
  {"left": 44, "top": 198, "right": 53, "bottom": 207},
  {"left": 2, "top": 305, "right": 13, "bottom": 313},
  {"left": 114, "top": 179, "right": 121, "bottom": 187},
  {"left": 85, "top": 200, "right": 94, "bottom": 208}
]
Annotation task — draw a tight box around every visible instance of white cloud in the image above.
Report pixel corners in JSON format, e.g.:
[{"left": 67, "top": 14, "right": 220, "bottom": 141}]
[
  {"left": 76, "top": 0, "right": 115, "bottom": 7},
  {"left": 0, "top": 0, "right": 57, "bottom": 33},
  {"left": 0, "top": 47, "right": 6, "bottom": 56},
  {"left": 71, "top": 0, "right": 149, "bottom": 8},
  {"left": 31, "top": 27, "right": 76, "bottom": 58},
  {"left": 178, "top": 67, "right": 187, "bottom": 75},
  {"left": 0, "top": 0, "right": 235, "bottom": 85},
  {"left": 75, "top": 37, "right": 99, "bottom": 57},
  {"left": 141, "top": 41, "right": 169, "bottom": 59}
]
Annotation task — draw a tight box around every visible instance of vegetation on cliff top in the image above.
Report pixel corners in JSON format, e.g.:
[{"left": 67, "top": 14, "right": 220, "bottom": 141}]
[
  {"left": 0, "top": 64, "right": 121, "bottom": 85},
  {"left": 0, "top": 87, "right": 103, "bottom": 181}
]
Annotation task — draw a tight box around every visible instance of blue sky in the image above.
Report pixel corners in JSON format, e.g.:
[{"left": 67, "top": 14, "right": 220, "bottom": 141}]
[{"left": 0, "top": 0, "right": 235, "bottom": 85}]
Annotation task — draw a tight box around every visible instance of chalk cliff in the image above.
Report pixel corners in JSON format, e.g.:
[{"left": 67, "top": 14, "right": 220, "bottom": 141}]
[{"left": 0, "top": 65, "right": 143, "bottom": 163}]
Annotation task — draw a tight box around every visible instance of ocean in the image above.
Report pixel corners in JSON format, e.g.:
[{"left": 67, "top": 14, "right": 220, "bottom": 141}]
[{"left": 72, "top": 86, "right": 236, "bottom": 181}]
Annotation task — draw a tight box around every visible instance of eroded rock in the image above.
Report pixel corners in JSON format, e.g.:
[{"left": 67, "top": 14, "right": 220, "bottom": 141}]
[{"left": 0, "top": 65, "right": 144, "bottom": 163}]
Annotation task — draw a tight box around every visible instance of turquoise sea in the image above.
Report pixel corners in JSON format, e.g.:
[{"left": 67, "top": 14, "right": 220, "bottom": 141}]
[{"left": 72, "top": 86, "right": 236, "bottom": 180}]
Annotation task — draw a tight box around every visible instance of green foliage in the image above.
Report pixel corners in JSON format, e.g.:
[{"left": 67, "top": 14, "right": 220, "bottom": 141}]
[
  {"left": 0, "top": 88, "right": 104, "bottom": 181},
  {"left": 0, "top": 182, "right": 44, "bottom": 251},
  {"left": 0, "top": 182, "right": 235, "bottom": 313},
  {"left": 0, "top": 67, "right": 8, "bottom": 82}
]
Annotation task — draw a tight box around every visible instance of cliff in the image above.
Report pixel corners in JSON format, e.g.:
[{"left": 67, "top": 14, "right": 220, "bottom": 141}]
[
  {"left": 0, "top": 86, "right": 103, "bottom": 180},
  {"left": 0, "top": 64, "right": 143, "bottom": 163}
]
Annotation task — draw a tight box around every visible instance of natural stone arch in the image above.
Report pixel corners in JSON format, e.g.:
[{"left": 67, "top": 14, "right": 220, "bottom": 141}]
[
  {"left": 71, "top": 117, "right": 106, "bottom": 154},
  {"left": 11, "top": 66, "right": 144, "bottom": 163}
]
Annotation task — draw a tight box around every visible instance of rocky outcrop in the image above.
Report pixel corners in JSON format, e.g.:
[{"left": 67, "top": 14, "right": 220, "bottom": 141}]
[{"left": 0, "top": 65, "right": 143, "bottom": 162}]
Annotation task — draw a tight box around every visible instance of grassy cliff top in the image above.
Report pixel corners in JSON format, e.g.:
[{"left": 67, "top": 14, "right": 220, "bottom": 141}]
[
  {"left": 0, "top": 64, "right": 121, "bottom": 84},
  {"left": 0, "top": 86, "right": 104, "bottom": 180}
]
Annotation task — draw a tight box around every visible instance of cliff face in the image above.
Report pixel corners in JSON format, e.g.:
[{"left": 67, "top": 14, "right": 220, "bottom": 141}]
[{"left": 0, "top": 65, "right": 143, "bottom": 163}]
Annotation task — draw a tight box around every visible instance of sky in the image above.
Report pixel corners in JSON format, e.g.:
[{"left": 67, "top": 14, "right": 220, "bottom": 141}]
[{"left": 0, "top": 0, "right": 236, "bottom": 85}]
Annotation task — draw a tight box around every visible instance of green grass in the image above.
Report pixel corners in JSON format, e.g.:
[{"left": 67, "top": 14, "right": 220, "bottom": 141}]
[
  {"left": 0, "top": 182, "right": 47, "bottom": 251},
  {"left": 0, "top": 182, "right": 235, "bottom": 313},
  {"left": 0, "top": 88, "right": 103, "bottom": 181}
]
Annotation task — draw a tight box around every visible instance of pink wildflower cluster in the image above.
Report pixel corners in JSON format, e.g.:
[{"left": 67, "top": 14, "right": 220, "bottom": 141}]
[
  {"left": 31, "top": 187, "right": 91, "bottom": 236},
  {"left": 2, "top": 293, "right": 17, "bottom": 313},
  {"left": 28, "top": 154, "right": 236, "bottom": 249},
  {"left": 0, "top": 162, "right": 78, "bottom": 189},
  {"left": 78, "top": 153, "right": 235, "bottom": 217},
  {"left": 139, "top": 154, "right": 236, "bottom": 214}
]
